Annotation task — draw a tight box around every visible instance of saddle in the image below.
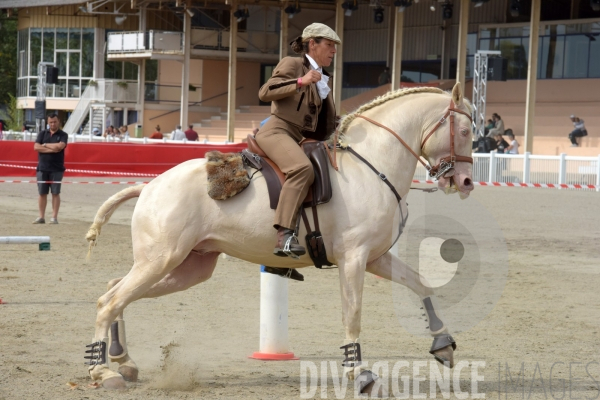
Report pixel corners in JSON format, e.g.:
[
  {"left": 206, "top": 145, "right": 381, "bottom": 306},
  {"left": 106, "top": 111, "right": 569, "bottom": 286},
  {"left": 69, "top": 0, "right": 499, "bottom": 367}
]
[
  {"left": 243, "top": 134, "right": 332, "bottom": 209},
  {"left": 242, "top": 134, "right": 334, "bottom": 268}
]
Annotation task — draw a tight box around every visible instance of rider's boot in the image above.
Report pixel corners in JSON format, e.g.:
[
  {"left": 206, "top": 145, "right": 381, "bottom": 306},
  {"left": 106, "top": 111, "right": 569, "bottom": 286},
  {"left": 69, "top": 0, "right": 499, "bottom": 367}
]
[
  {"left": 273, "top": 227, "right": 306, "bottom": 258},
  {"left": 263, "top": 266, "right": 304, "bottom": 281}
]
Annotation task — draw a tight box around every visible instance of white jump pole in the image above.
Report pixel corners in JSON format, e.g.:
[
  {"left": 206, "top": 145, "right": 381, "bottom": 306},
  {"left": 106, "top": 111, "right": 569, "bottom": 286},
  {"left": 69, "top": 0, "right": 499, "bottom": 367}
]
[
  {"left": 249, "top": 266, "right": 298, "bottom": 360},
  {"left": 0, "top": 236, "right": 51, "bottom": 251}
]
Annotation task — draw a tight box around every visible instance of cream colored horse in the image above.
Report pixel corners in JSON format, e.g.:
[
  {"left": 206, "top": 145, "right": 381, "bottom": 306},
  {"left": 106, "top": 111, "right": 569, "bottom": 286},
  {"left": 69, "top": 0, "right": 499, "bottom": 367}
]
[{"left": 85, "top": 83, "right": 475, "bottom": 392}]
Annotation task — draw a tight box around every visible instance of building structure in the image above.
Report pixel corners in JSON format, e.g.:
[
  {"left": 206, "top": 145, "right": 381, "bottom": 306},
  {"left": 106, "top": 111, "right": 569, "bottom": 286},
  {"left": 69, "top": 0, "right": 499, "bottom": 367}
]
[{"left": 4, "top": 0, "right": 600, "bottom": 153}]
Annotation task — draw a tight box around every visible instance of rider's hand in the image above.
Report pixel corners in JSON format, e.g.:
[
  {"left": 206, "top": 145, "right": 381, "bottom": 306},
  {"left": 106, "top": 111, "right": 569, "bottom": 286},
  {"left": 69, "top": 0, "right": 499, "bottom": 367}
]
[{"left": 300, "top": 70, "right": 321, "bottom": 86}]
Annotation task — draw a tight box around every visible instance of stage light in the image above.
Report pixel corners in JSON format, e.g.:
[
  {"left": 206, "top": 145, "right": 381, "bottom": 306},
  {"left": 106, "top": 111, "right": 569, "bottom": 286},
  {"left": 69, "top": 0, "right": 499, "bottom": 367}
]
[
  {"left": 115, "top": 15, "right": 127, "bottom": 25},
  {"left": 510, "top": 0, "right": 521, "bottom": 17},
  {"left": 186, "top": 8, "right": 196, "bottom": 17},
  {"left": 342, "top": 0, "right": 358, "bottom": 16},
  {"left": 78, "top": 6, "right": 88, "bottom": 13},
  {"left": 394, "top": 0, "right": 413, "bottom": 12},
  {"left": 284, "top": 3, "right": 301, "bottom": 18},
  {"left": 373, "top": 6, "right": 384, "bottom": 23},
  {"left": 472, "top": 0, "right": 490, "bottom": 6},
  {"left": 233, "top": 7, "right": 249, "bottom": 22},
  {"left": 591, "top": 0, "right": 600, "bottom": 12},
  {"left": 442, "top": 3, "right": 453, "bottom": 20}
]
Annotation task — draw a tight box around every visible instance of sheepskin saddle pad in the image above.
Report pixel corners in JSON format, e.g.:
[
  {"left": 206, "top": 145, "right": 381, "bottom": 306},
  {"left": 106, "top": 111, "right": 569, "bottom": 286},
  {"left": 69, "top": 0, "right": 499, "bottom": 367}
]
[{"left": 205, "top": 151, "right": 250, "bottom": 200}]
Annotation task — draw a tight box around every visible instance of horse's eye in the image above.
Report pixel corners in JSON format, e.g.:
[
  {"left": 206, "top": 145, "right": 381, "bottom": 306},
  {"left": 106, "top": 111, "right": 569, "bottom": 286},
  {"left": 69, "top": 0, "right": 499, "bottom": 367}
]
[{"left": 460, "top": 128, "right": 469, "bottom": 136}]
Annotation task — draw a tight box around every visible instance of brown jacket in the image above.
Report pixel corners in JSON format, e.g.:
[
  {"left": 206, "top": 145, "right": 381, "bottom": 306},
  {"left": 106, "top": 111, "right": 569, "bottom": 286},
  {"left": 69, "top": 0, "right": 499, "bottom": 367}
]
[{"left": 258, "top": 55, "right": 336, "bottom": 140}]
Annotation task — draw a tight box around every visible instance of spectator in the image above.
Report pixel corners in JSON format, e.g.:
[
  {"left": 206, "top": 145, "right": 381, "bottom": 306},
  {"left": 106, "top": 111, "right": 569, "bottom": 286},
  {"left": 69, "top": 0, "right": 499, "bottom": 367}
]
[
  {"left": 118, "top": 125, "right": 128, "bottom": 139},
  {"left": 149, "top": 125, "right": 163, "bottom": 139},
  {"left": 184, "top": 124, "right": 199, "bottom": 141},
  {"left": 568, "top": 115, "right": 588, "bottom": 147},
  {"left": 103, "top": 125, "right": 116, "bottom": 138},
  {"left": 33, "top": 114, "right": 68, "bottom": 224},
  {"left": 171, "top": 125, "right": 186, "bottom": 140},
  {"left": 484, "top": 119, "right": 494, "bottom": 136},
  {"left": 92, "top": 127, "right": 101, "bottom": 136},
  {"left": 378, "top": 67, "right": 391, "bottom": 86},
  {"left": 495, "top": 134, "right": 509, "bottom": 154},
  {"left": 506, "top": 132, "right": 519, "bottom": 154},
  {"left": 487, "top": 113, "right": 505, "bottom": 137}
]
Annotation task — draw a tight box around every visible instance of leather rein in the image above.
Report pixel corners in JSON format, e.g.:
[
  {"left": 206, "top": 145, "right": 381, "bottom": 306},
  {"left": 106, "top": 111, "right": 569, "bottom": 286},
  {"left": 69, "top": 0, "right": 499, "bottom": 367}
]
[{"left": 354, "top": 98, "right": 474, "bottom": 180}]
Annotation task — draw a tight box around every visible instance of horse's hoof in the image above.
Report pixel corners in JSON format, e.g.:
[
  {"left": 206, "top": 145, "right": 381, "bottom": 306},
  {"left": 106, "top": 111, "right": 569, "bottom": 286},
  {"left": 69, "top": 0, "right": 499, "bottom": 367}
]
[
  {"left": 118, "top": 365, "right": 139, "bottom": 382},
  {"left": 102, "top": 376, "right": 127, "bottom": 390},
  {"left": 361, "top": 379, "right": 388, "bottom": 398},
  {"left": 432, "top": 345, "right": 455, "bottom": 368}
]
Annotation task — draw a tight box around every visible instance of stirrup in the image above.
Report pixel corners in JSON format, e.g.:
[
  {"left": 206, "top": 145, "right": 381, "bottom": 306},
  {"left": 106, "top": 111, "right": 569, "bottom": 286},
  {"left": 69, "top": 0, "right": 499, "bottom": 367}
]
[{"left": 283, "top": 234, "right": 301, "bottom": 259}]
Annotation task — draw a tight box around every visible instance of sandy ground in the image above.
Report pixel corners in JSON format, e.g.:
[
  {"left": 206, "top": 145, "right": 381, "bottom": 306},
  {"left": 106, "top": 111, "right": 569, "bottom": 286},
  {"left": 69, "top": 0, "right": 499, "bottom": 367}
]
[{"left": 0, "top": 176, "right": 599, "bottom": 399}]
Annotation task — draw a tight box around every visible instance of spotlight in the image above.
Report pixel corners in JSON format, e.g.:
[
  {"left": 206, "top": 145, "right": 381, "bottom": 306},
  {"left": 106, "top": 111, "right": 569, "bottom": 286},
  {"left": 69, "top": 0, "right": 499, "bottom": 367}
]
[
  {"left": 373, "top": 6, "right": 384, "bottom": 23},
  {"left": 510, "top": 0, "right": 521, "bottom": 17},
  {"left": 284, "top": 3, "right": 301, "bottom": 18},
  {"left": 186, "top": 8, "right": 196, "bottom": 17},
  {"left": 78, "top": 5, "right": 88, "bottom": 13},
  {"left": 342, "top": 0, "right": 358, "bottom": 16},
  {"left": 115, "top": 15, "right": 127, "bottom": 25},
  {"left": 442, "top": 3, "right": 452, "bottom": 20},
  {"left": 592, "top": 0, "right": 600, "bottom": 11},
  {"left": 394, "top": 0, "right": 413, "bottom": 12},
  {"left": 233, "top": 7, "right": 249, "bottom": 22},
  {"left": 471, "top": 0, "right": 490, "bottom": 6},
  {"left": 430, "top": 5, "right": 436, "bottom": 11}
]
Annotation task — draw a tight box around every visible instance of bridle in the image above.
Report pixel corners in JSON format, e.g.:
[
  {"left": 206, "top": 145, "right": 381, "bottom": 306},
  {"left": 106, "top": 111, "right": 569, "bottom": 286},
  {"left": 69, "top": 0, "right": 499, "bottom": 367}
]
[{"left": 353, "top": 98, "right": 473, "bottom": 180}]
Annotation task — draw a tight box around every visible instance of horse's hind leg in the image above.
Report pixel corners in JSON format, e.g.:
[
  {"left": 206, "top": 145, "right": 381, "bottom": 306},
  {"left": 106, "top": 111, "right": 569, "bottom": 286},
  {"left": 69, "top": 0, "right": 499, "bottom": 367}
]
[
  {"left": 101, "top": 252, "right": 220, "bottom": 384},
  {"left": 366, "top": 252, "right": 456, "bottom": 368}
]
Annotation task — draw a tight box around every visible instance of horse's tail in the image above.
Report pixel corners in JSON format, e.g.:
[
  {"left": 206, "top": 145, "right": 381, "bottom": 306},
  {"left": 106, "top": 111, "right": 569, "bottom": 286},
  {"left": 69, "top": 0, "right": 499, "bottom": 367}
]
[{"left": 85, "top": 184, "right": 145, "bottom": 260}]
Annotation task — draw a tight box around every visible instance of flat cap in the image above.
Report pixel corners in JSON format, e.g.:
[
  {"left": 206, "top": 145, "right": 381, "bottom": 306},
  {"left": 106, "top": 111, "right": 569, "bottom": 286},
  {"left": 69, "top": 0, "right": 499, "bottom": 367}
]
[{"left": 302, "top": 23, "right": 341, "bottom": 45}]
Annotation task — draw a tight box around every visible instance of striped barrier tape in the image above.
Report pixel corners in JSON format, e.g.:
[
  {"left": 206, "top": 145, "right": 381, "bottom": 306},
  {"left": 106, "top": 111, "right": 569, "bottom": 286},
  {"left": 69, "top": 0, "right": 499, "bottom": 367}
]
[
  {"left": 0, "top": 163, "right": 159, "bottom": 177},
  {"left": 0, "top": 180, "right": 149, "bottom": 184},
  {"left": 412, "top": 180, "right": 598, "bottom": 190}
]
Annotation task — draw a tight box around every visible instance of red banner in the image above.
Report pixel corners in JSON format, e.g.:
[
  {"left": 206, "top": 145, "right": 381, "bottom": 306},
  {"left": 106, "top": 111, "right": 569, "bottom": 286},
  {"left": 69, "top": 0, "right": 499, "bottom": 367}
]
[{"left": 0, "top": 141, "right": 248, "bottom": 177}]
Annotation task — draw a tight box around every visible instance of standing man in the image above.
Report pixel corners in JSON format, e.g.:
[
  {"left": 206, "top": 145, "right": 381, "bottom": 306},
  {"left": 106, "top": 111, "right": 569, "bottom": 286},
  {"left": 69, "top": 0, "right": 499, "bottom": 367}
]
[
  {"left": 184, "top": 124, "right": 199, "bottom": 141},
  {"left": 33, "top": 114, "right": 68, "bottom": 224},
  {"left": 171, "top": 125, "right": 186, "bottom": 140}
]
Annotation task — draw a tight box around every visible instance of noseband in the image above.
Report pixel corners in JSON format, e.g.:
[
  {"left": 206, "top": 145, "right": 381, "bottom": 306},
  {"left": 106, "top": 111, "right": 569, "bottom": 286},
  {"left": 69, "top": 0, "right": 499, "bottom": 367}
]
[{"left": 355, "top": 98, "right": 473, "bottom": 180}]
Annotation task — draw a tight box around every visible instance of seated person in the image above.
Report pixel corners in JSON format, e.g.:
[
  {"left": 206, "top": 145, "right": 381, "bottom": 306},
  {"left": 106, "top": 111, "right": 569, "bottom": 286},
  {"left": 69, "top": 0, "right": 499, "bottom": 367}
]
[
  {"left": 568, "top": 115, "right": 588, "bottom": 147},
  {"left": 484, "top": 119, "right": 494, "bottom": 136},
  {"left": 487, "top": 113, "right": 505, "bottom": 138},
  {"left": 495, "top": 134, "right": 509, "bottom": 153},
  {"left": 103, "top": 125, "right": 116, "bottom": 138},
  {"left": 149, "top": 125, "right": 163, "bottom": 139}
]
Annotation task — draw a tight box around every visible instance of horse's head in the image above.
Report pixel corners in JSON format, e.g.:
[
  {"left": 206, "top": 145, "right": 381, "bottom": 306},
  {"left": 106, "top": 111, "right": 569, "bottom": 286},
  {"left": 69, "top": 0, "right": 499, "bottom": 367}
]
[{"left": 421, "top": 83, "right": 475, "bottom": 199}]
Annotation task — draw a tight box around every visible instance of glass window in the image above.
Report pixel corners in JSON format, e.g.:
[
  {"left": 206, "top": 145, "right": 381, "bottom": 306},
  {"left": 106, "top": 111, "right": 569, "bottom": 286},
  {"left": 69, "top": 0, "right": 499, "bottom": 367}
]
[
  {"left": 56, "top": 52, "right": 67, "bottom": 77},
  {"left": 69, "top": 28, "right": 81, "bottom": 49},
  {"left": 123, "top": 62, "right": 138, "bottom": 80},
  {"left": 56, "top": 29, "right": 68, "bottom": 49},
  {"left": 589, "top": 36, "right": 600, "bottom": 78},
  {"left": 68, "top": 79, "right": 80, "bottom": 97},
  {"left": 467, "top": 33, "right": 477, "bottom": 56},
  {"left": 30, "top": 29, "right": 42, "bottom": 76},
  {"left": 543, "top": 35, "right": 565, "bottom": 78},
  {"left": 81, "top": 29, "right": 94, "bottom": 77},
  {"left": 105, "top": 61, "right": 123, "bottom": 79},
  {"left": 563, "top": 35, "right": 590, "bottom": 78},
  {"left": 145, "top": 60, "right": 158, "bottom": 81},
  {"left": 29, "top": 78, "right": 37, "bottom": 97},
  {"left": 56, "top": 79, "right": 67, "bottom": 98},
  {"left": 43, "top": 28, "right": 55, "bottom": 63},
  {"left": 69, "top": 52, "right": 81, "bottom": 77}
]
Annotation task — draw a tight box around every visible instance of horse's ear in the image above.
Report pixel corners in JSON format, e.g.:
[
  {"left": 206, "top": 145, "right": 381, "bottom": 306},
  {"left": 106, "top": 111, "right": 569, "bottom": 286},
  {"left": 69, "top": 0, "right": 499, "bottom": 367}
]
[{"left": 452, "top": 82, "right": 463, "bottom": 107}]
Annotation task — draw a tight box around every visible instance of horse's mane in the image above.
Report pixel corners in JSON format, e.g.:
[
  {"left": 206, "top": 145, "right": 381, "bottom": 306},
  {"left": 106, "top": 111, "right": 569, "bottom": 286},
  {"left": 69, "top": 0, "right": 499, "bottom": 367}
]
[{"left": 337, "top": 86, "right": 446, "bottom": 136}]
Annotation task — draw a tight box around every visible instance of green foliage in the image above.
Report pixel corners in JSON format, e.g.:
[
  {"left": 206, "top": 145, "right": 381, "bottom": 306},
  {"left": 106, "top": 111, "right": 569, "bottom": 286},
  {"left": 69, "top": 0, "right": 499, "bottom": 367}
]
[
  {"left": 6, "top": 93, "right": 23, "bottom": 131},
  {"left": 0, "top": 14, "right": 18, "bottom": 104}
]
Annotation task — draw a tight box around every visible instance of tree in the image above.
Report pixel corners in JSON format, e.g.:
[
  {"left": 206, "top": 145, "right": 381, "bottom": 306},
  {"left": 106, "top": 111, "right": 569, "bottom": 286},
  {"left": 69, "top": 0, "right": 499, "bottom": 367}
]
[
  {"left": 0, "top": 12, "right": 18, "bottom": 104},
  {"left": 6, "top": 93, "right": 23, "bottom": 131}
]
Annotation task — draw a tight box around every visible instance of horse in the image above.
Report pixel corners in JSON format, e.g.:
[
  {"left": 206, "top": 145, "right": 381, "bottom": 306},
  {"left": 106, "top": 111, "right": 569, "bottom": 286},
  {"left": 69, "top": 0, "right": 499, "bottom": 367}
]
[{"left": 84, "top": 83, "right": 475, "bottom": 394}]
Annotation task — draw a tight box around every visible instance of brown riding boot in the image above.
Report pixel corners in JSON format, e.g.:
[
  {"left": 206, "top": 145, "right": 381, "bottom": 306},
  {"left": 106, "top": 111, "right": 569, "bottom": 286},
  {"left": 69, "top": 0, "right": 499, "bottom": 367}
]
[{"left": 273, "top": 227, "right": 306, "bottom": 258}]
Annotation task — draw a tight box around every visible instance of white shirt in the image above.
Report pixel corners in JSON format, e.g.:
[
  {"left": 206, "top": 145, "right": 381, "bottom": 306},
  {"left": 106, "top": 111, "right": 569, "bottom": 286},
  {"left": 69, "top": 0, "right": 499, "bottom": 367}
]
[
  {"left": 305, "top": 54, "right": 330, "bottom": 100},
  {"left": 573, "top": 119, "right": 586, "bottom": 130},
  {"left": 508, "top": 139, "right": 519, "bottom": 154},
  {"left": 171, "top": 129, "right": 186, "bottom": 140}
]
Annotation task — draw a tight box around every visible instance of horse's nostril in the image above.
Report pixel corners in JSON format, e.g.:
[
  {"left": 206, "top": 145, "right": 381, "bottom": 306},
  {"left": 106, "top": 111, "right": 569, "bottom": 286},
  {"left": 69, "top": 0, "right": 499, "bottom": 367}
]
[{"left": 464, "top": 178, "right": 473, "bottom": 187}]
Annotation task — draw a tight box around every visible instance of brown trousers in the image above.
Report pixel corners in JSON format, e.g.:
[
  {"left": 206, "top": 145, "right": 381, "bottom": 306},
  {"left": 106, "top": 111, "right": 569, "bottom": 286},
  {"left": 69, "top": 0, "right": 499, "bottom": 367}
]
[{"left": 255, "top": 116, "right": 314, "bottom": 230}]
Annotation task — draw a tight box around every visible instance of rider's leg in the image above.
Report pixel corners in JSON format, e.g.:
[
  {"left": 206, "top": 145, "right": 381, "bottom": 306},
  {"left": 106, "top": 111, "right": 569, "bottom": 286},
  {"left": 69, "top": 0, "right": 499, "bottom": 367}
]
[{"left": 255, "top": 129, "right": 314, "bottom": 257}]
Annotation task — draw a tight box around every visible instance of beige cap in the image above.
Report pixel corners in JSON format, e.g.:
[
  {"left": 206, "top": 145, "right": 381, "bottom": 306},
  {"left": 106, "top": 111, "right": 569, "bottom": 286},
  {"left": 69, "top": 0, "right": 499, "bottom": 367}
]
[{"left": 301, "top": 23, "right": 341, "bottom": 45}]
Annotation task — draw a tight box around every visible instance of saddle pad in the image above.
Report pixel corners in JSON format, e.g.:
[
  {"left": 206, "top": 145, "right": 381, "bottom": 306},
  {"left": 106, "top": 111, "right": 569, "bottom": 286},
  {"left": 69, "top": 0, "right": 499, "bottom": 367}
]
[{"left": 205, "top": 151, "right": 250, "bottom": 200}]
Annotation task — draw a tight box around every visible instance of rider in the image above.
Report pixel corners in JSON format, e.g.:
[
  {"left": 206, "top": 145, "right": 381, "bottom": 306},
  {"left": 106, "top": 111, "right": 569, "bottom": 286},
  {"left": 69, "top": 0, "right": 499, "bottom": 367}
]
[{"left": 257, "top": 23, "right": 340, "bottom": 258}]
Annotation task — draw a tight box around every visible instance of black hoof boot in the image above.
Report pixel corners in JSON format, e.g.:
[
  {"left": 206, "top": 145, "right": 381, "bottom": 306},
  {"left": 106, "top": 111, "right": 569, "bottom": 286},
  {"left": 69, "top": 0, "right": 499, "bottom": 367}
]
[{"left": 263, "top": 266, "right": 304, "bottom": 281}]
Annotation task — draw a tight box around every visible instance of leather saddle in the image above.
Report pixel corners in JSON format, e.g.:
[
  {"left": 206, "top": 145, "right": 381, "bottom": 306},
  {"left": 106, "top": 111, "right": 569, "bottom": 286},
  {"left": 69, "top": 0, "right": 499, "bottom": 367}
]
[{"left": 243, "top": 134, "right": 333, "bottom": 210}]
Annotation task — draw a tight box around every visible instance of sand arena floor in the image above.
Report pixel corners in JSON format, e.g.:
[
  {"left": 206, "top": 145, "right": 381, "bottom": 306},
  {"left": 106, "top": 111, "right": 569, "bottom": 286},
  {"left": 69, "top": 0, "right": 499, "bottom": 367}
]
[{"left": 0, "top": 177, "right": 598, "bottom": 399}]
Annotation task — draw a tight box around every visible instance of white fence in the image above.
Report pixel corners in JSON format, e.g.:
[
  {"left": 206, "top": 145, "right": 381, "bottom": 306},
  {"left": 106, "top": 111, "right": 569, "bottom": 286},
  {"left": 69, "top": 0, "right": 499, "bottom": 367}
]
[{"left": 2, "top": 132, "right": 600, "bottom": 190}]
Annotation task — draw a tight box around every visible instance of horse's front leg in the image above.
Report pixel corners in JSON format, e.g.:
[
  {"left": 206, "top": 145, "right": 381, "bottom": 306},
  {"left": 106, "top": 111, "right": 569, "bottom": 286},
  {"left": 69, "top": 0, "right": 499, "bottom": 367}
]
[
  {"left": 337, "top": 254, "right": 386, "bottom": 397},
  {"left": 366, "top": 251, "right": 457, "bottom": 367}
]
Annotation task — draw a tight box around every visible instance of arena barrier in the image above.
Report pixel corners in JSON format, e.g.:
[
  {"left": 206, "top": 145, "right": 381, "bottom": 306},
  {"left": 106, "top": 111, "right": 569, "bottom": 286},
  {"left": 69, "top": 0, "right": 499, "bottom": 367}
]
[
  {"left": 249, "top": 266, "right": 298, "bottom": 360},
  {"left": 0, "top": 236, "right": 51, "bottom": 251}
]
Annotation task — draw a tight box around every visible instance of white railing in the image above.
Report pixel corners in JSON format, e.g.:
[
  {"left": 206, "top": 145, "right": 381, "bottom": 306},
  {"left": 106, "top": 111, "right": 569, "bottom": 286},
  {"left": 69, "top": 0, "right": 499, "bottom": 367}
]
[
  {"left": 413, "top": 152, "right": 600, "bottom": 190},
  {"left": 62, "top": 84, "right": 98, "bottom": 134},
  {"left": 107, "top": 31, "right": 183, "bottom": 54}
]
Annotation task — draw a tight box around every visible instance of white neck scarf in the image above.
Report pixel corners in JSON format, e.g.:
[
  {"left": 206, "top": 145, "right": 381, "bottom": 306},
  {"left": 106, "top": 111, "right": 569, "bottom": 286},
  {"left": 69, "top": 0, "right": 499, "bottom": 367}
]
[{"left": 305, "top": 54, "right": 330, "bottom": 100}]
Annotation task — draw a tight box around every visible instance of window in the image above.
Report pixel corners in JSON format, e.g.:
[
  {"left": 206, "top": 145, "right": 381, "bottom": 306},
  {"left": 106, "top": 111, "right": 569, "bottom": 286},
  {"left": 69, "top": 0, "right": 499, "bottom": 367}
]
[{"left": 342, "top": 63, "right": 386, "bottom": 88}]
